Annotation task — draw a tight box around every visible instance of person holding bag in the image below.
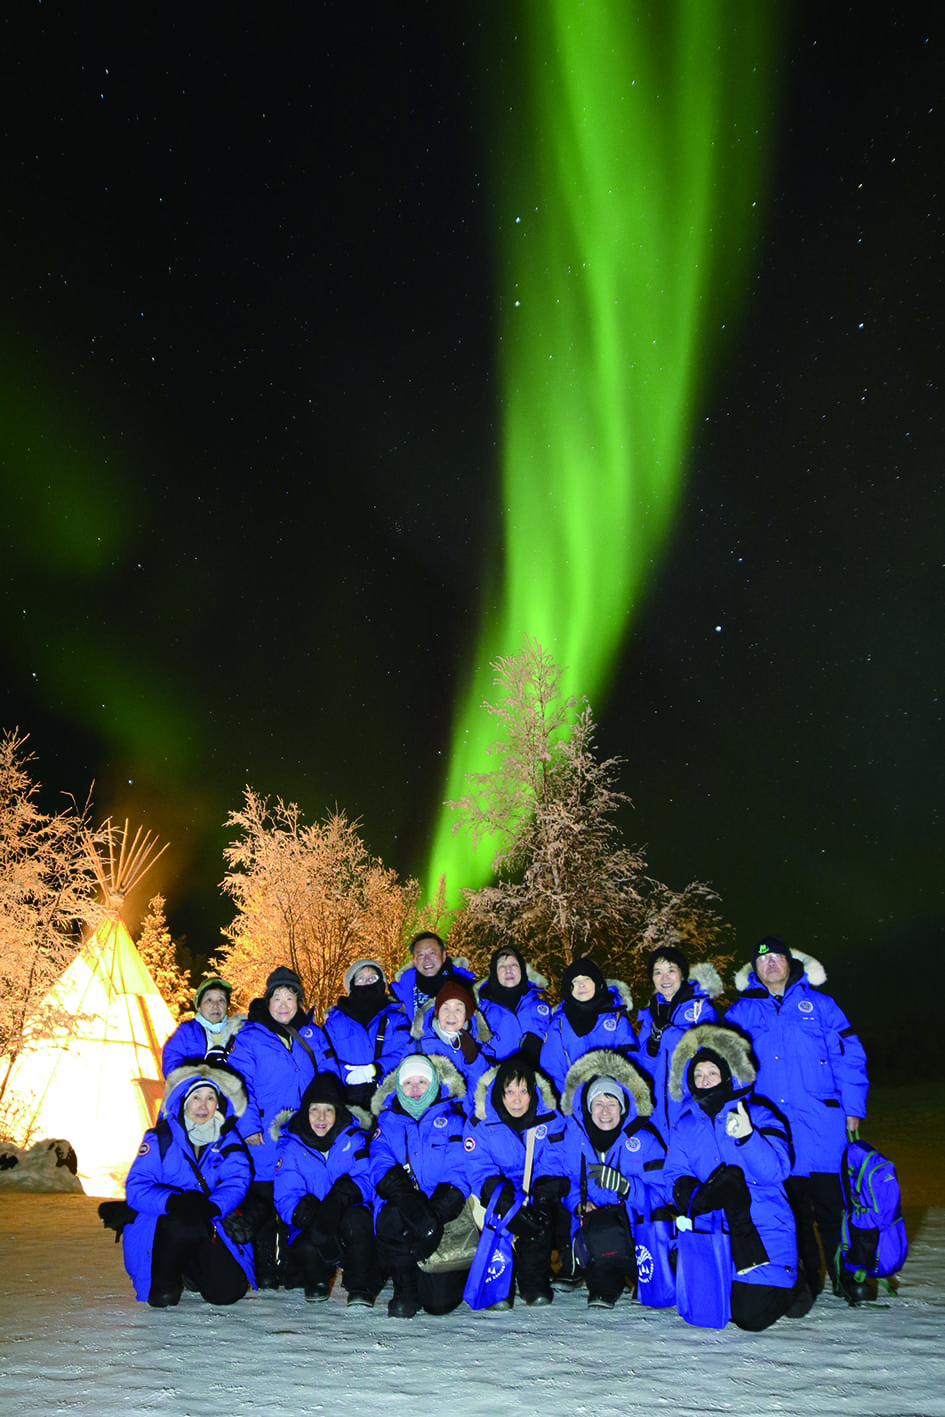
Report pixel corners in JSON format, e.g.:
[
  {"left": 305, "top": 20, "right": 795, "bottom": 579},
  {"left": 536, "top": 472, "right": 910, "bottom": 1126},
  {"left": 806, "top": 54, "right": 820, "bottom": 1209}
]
[
  {"left": 560, "top": 1050, "right": 670, "bottom": 1308},
  {"left": 664, "top": 1024, "right": 803, "bottom": 1331}
]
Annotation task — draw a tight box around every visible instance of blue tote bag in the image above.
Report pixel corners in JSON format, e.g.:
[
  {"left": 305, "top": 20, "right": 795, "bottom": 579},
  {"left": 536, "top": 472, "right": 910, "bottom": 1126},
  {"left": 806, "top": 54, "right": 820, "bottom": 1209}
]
[
  {"left": 463, "top": 1190, "right": 524, "bottom": 1311},
  {"left": 633, "top": 1217, "right": 676, "bottom": 1309},
  {"left": 675, "top": 1214, "right": 732, "bottom": 1329}
]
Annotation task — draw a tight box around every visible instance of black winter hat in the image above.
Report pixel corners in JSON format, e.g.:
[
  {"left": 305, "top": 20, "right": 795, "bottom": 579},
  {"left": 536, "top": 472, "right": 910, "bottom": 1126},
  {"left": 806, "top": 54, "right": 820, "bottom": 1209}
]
[
  {"left": 489, "top": 945, "right": 528, "bottom": 983},
  {"left": 300, "top": 1072, "right": 347, "bottom": 1113},
  {"left": 561, "top": 956, "right": 606, "bottom": 999},
  {"left": 752, "top": 935, "right": 792, "bottom": 965},
  {"left": 264, "top": 965, "right": 304, "bottom": 1000},
  {"left": 646, "top": 945, "right": 690, "bottom": 982}
]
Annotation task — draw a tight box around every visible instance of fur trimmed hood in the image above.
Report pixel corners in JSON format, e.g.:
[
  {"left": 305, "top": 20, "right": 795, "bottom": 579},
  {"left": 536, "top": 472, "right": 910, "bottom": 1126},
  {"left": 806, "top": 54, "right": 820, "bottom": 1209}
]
[
  {"left": 560, "top": 1048, "right": 653, "bottom": 1120},
  {"left": 162, "top": 1062, "right": 248, "bottom": 1119},
  {"left": 371, "top": 1052, "right": 467, "bottom": 1117},
  {"left": 733, "top": 948, "right": 826, "bottom": 994},
  {"left": 410, "top": 1000, "right": 493, "bottom": 1045},
  {"left": 607, "top": 978, "right": 634, "bottom": 1011},
  {"left": 474, "top": 960, "right": 549, "bottom": 999},
  {"left": 471, "top": 1060, "right": 558, "bottom": 1123},
  {"left": 268, "top": 1102, "right": 373, "bottom": 1144},
  {"left": 393, "top": 954, "right": 472, "bottom": 983},
  {"left": 687, "top": 962, "right": 725, "bottom": 999},
  {"left": 668, "top": 1024, "right": 756, "bottom": 1102}
]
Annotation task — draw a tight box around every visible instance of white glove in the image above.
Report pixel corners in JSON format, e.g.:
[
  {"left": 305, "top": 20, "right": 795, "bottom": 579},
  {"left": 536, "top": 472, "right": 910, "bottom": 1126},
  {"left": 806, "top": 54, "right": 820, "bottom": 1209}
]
[
  {"left": 725, "top": 1100, "right": 753, "bottom": 1140},
  {"left": 345, "top": 1063, "right": 376, "bottom": 1086}
]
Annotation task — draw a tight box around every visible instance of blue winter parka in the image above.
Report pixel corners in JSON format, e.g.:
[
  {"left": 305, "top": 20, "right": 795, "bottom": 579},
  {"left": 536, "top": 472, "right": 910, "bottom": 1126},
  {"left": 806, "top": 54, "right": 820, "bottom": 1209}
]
[
  {"left": 368, "top": 1056, "right": 471, "bottom": 1219},
  {"left": 462, "top": 1064, "right": 570, "bottom": 1203},
  {"left": 540, "top": 981, "right": 642, "bottom": 1097},
  {"left": 637, "top": 965, "right": 722, "bottom": 1140},
  {"left": 271, "top": 1105, "right": 375, "bottom": 1243}
]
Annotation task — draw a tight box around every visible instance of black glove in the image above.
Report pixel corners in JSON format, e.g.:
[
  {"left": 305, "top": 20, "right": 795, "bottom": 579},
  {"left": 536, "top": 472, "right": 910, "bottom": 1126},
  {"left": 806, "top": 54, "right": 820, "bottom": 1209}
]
[
  {"left": 646, "top": 1024, "right": 665, "bottom": 1058},
  {"left": 166, "top": 1191, "right": 219, "bottom": 1227},
  {"left": 508, "top": 1203, "right": 550, "bottom": 1242},
  {"left": 587, "top": 1163, "right": 630, "bottom": 1199},
  {"left": 481, "top": 1177, "right": 515, "bottom": 1215},
  {"left": 377, "top": 1164, "right": 417, "bottom": 1205},
  {"left": 309, "top": 1180, "right": 358, "bottom": 1256},
  {"left": 97, "top": 1199, "right": 137, "bottom": 1242},
  {"left": 292, "top": 1194, "right": 321, "bottom": 1232},
  {"left": 672, "top": 1175, "right": 701, "bottom": 1215},
  {"left": 693, "top": 1164, "right": 750, "bottom": 1218},
  {"left": 430, "top": 1182, "right": 465, "bottom": 1223},
  {"left": 219, "top": 1209, "right": 255, "bottom": 1246},
  {"left": 530, "top": 1174, "right": 568, "bottom": 1203}
]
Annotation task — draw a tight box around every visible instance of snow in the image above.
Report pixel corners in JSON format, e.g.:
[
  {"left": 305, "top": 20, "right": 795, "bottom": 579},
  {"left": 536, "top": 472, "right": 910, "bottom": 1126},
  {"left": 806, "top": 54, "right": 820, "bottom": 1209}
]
[{"left": 2, "top": 1194, "right": 943, "bottom": 1417}]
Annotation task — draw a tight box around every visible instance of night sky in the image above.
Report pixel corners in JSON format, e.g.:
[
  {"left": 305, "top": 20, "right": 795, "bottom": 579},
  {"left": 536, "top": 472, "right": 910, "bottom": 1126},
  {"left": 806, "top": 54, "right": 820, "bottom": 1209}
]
[{"left": 2, "top": 5, "right": 941, "bottom": 1050}]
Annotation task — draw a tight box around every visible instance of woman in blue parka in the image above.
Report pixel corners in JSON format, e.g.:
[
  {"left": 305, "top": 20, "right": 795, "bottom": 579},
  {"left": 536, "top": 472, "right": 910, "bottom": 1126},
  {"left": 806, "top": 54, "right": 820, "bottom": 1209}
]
[
  {"left": 664, "top": 1023, "right": 802, "bottom": 1331},
  {"left": 540, "top": 957, "right": 642, "bottom": 1098},
  {"left": 120, "top": 1062, "right": 255, "bottom": 1306},
  {"left": 272, "top": 1071, "right": 379, "bottom": 1305},
  {"left": 322, "top": 958, "right": 411, "bottom": 1111},
  {"left": 475, "top": 945, "right": 553, "bottom": 1064},
  {"left": 370, "top": 1053, "right": 471, "bottom": 1318},
  {"left": 560, "top": 1049, "right": 669, "bottom": 1307},
  {"left": 636, "top": 946, "right": 723, "bottom": 1140},
  {"left": 227, "top": 965, "right": 337, "bottom": 1286},
  {"left": 409, "top": 980, "right": 495, "bottom": 1108}
]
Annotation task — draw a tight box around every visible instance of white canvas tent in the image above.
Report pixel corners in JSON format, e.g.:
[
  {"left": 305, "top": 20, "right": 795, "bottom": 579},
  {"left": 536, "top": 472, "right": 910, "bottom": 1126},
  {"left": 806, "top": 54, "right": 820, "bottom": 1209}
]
[{"left": 1, "top": 822, "right": 174, "bottom": 1197}]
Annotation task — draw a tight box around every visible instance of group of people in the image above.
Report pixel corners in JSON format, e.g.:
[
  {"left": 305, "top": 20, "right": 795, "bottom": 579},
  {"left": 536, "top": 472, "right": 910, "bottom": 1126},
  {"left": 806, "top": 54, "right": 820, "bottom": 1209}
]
[{"left": 101, "top": 928, "right": 870, "bottom": 1331}]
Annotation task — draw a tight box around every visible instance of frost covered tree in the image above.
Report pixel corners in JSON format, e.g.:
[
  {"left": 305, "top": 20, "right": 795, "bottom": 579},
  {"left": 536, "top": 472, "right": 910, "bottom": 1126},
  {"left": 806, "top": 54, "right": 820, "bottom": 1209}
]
[
  {"left": 0, "top": 731, "right": 104, "bottom": 1127},
  {"left": 218, "top": 790, "right": 422, "bottom": 1021},
  {"left": 448, "top": 640, "right": 730, "bottom": 996},
  {"left": 136, "top": 893, "right": 194, "bottom": 1023}
]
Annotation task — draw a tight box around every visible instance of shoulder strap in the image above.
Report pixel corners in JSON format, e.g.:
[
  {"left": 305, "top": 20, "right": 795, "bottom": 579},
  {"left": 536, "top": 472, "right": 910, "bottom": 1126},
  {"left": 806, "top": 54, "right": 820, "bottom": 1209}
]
[
  {"left": 373, "top": 1011, "right": 388, "bottom": 1064},
  {"left": 523, "top": 1125, "right": 537, "bottom": 1197},
  {"left": 182, "top": 1151, "right": 211, "bottom": 1195},
  {"left": 284, "top": 1023, "right": 319, "bottom": 1068}
]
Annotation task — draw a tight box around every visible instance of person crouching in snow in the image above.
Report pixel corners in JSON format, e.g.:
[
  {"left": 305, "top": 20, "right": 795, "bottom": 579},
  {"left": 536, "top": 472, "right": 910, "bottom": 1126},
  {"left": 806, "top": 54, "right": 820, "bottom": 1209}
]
[
  {"left": 410, "top": 980, "right": 494, "bottom": 1107},
  {"left": 463, "top": 1055, "right": 570, "bottom": 1308},
  {"left": 370, "top": 1054, "right": 471, "bottom": 1318},
  {"left": 664, "top": 1025, "right": 806, "bottom": 1331},
  {"left": 560, "top": 1051, "right": 669, "bottom": 1308},
  {"left": 105, "top": 1063, "right": 256, "bottom": 1307},
  {"left": 272, "top": 1071, "right": 379, "bottom": 1307}
]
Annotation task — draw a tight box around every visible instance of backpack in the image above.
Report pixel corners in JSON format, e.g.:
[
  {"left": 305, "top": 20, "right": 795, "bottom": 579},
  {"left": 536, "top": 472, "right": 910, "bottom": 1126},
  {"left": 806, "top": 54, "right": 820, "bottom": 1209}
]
[{"left": 836, "top": 1139, "right": 908, "bottom": 1286}]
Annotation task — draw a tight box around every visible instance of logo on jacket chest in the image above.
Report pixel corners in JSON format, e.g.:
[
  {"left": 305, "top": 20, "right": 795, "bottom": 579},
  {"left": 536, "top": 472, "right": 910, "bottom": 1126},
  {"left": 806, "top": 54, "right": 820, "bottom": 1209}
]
[
  {"left": 625, "top": 1136, "right": 641, "bottom": 1153},
  {"left": 602, "top": 1017, "right": 617, "bottom": 1032},
  {"left": 684, "top": 1001, "right": 704, "bottom": 1024},
  {"left": 535, "top": 1124, "right": 548, "bottom": 1140},
  {"left": 433, "top": 1115, "right": 447, "bottom": 1128},
  {"left": 798, "top": 1000, "right": 814, "bottom": 1014},
  {"left": 537, "top": 1003, "right": 550, "bottom": 1016}
]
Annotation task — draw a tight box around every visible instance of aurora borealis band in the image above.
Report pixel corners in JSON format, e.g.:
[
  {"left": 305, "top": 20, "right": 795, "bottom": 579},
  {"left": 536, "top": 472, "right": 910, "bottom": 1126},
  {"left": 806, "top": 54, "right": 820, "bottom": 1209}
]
[{"left": 428, "top": 3, "right": 782, "bottom": 898}]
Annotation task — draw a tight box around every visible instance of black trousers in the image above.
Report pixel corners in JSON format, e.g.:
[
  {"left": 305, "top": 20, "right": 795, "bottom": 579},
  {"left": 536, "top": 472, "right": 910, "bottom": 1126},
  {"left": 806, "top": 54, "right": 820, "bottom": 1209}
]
[
  {"left": 785, "top": 1172, "right": 843, "bottom": 1289},
  {"left": 731, "top": 1280, "right": 794, "bottom": 1332},
  {"left": 375, "top": 1202, "right": 466, "bottom": 1315},
  {"left": 290, "top": 1203, "right": 380, "bottom": 1296},
  {"left": 150, "top": 1214, "right": 248, "bottom": 1306}
]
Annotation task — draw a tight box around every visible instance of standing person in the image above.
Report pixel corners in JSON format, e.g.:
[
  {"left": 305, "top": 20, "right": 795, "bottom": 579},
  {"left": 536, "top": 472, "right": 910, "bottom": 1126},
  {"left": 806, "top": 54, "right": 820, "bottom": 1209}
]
[
  {"left": 725, "top": 935, "right": 870, "bottom": 1303},
  {"left": 664, "top": 1025, "right": 802, "bottom": 1332},
  {"left": 116, "top": 1063, "right": 255, "bottom": 1307},
  {"left": 390, "top": 931, "right": 475, "bottom": 1019},
  {"left": 227, "top": 966, "right": 337, "bottom": 1288},
  {"left": 322, "top": 959, "right": 411, "bottom": 1110},
  {"left": 540, "top": 957, "right": 641, "bottom": 1098},
  {"left": 475, "top": 945, "right": 552, "bottom": 1063},
  {"left": 161, "top": 976, "right": 246, "bottom": 1076},
  {"left": 560, "top": 1051, "right": 669, "bottom": 1308},
  {"left": 637, "top": 946, "right": 723, "bottom": 1139},
  {"left": 272, "top": 1072, "right": 379, "bottom": 1307},
  {"left": 463, "top": 1055, "right": 571, "bottom": 1308},
  {"left": 410, "top": 980, "right": 494, "bottom": 1105},
  {"left": 370, "top": 1054, "right": 472, "bottom": 1318}
]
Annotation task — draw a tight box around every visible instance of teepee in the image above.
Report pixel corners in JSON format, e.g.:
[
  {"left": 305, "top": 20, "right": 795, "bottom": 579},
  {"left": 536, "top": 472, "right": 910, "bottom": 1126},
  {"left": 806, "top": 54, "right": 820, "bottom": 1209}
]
[{"left": 1, "top": 821, "right": 175, "bottom": 1197}]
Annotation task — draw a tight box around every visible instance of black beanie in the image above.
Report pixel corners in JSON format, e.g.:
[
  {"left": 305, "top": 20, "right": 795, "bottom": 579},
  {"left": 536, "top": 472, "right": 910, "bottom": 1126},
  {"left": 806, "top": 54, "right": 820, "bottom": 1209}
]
[
  {"left": 299, "top": 1072, "right": 346, "bottom": 1113},
  {"left": 646, "top": 945, "right": 690, "bottom": 981},
  {"left": 561, "top": 956, "right": 606, "bottom": 1000},
  {"left": 752, "top": 935, "right": 791, "bottom": 966},
  {"left": 265, "top": 965, "right": 304, "bottom": 1000}
]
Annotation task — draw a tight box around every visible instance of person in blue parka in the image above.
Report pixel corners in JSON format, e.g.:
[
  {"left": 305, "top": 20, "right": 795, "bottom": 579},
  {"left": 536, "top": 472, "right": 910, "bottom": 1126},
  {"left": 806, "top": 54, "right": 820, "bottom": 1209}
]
[
  {"left": 409, "top": 980, "right": 495, "bottom": 1106},
  {"left": 370, "top": 1053, "right": 472, "bottom": 1318},
  {"left": 725, "top": 935, "right": 870, "bottom": 1304},
  {"left": 539, "top": 956, "right": 642, "bottom": 1098},
  {"left": 389, "top": 931, "right": 476, "bottom": 1019},
  {"left": 322, "top": 958, "right": 411, "bottom": 1111},
  {"left": 560, "top": 1049, "right": 669, "bottom": 1308},
  {"left": 664, "top": 1023, "right": 802, "bottom": 1331},
  {"left": 475, "top": 945, "right": 552, "bottom": 1064},
  {"left": 636, "top": 946, "right": 723, "bottom": 1140},
  {"left": 160, "top": 975, "right": 246, "bottom": 1076},
  {"left": 117, "top": 1062, "right": 255, "bottom": 1307},
  {"left": 463, "top": 1055, "right": 571, "bottom": 1308},
  {"left": 272, "top": 1071, "right": 379, "bottom": 1306},
  {"left": 227, "top": 965, "right": 338, "bottom": 1287}
]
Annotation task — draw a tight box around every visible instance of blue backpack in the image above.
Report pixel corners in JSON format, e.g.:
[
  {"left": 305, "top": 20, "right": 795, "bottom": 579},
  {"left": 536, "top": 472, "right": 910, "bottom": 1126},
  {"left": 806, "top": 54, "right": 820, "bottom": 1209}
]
[{"left": 836, "top": 1139, "right": 908, "bottom": 1288}]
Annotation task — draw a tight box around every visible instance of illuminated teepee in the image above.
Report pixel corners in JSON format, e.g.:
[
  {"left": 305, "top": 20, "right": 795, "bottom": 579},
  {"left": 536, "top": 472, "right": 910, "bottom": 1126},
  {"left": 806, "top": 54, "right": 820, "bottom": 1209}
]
[{"left": 1, "top": 821, "right": 174, "bottom": 1197}]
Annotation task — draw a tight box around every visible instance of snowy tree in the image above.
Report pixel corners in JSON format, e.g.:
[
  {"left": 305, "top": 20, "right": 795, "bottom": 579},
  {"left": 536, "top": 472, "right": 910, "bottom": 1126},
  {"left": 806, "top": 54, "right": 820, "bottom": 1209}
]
[
  {"left": 0, "top": 731, "right": 104, "bottom": 1128},
  {"left": 218, "top": 790, "right": 423, "bottom": 1021},
  {"left": 136, "top": 893, "right": 194, "bottom": 1023},
  {"left": 448, "top": 640, "right": 730, "bottom": 997}
]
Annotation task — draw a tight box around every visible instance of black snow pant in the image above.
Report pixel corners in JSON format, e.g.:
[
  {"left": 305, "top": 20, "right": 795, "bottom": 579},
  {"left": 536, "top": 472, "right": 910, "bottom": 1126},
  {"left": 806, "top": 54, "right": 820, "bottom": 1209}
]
[
  {"left": 513, "top": 1227, "right": 555, "bottom": 1302},
  {"left": 375, "top": 1202, "right": 466, "bottom": 1315},
  {"left": 731, "top": 1279, "right": 795, "bottom": 1332},
  {"left": 785, "top": 1172, "right": 844, "bottom": 1291},
  {"left": 290, "top": 1203, "right": 380, "bottom": 1297},
  {"left": 150, "top": 1214, "right": 248, "bottom": 1306}
]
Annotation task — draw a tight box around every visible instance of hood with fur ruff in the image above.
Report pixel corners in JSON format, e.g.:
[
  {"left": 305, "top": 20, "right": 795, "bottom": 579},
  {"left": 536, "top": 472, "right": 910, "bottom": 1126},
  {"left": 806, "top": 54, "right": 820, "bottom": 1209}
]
[
  {"left": 560, "top": 1048, "right": 653, "bottom": 1120},
  {"left": 685, "top": 961, "right": 725, "bottom": 999},
  {"left": 473, "top": 959, "right": 549, "bottom": 1000},
  {"left": 410, "top": 1000, "right": 493, "bottom": 1044},
  {"left": 668, "top": 1024, "right": 757, "bottom": 1102},
  {"left": 370, "top": 1052, "right": 467, "bottom": 1117},
  {"left": 471, "top": 1060, "right": 558, "bottom": 1123},
  {"left": 269, "top": 1102, "right": 373, "bottom": 1144},
  {"left": 162, "top": 1062, "right": 247, "bottom": 1119},
  {"left": 733, "top": 947, "right": 826, "bottom": 994}
]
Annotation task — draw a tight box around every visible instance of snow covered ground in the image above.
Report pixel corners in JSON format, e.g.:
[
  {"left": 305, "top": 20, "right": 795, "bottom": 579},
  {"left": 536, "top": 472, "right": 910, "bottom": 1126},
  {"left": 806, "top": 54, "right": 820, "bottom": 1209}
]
[{"left": 1, "top": 1193, "right": 943, "bottom": 1417}]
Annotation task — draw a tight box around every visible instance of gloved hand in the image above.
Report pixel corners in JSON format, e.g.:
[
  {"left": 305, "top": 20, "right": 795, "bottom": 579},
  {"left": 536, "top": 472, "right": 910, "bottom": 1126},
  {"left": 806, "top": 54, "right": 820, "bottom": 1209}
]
[
  {"left": 345, "top": 1063, "right": 376, "bottom": 1086},
  {"left": 508, "top": 1203, "right": 551, "bottom": 1242},
  {"left": 672, "top": 1175, "right": 701, "bottom": 1215},
  {"left": 219, "top": 1209, "right": 255, "bottom": 1246},
  {"left": 725, "top": 1100, "right": 753, "bottom": 1140},
  {"left": 430, "top": 1182, "right": 465, "bottom": 1223},
  {"left": 481, "top": 1177, "right": 515, "bottom": 1216},
  {"left": 587, "top": 1163, "right": 631, "bottom": 1199},
  {"left": 166, "top": 1191, "right": 219, "bottom": 1227},
  {"left": 292, "top": 1194, "right": 321, "bottom": 1232},
  {"left": 97, "top": 1199, "right": 137, "bottom": 1242},
  {"left": 530, "top": 1174, "right": 568, "bottom": 1203},
  {"left": 646, "top": 1024, "right": 665, "bottom": 1058},
  {"left": 204, "top": 1045, "right": 229, "bottom": 1067},
  {"left": 693, "top": 1164, "right": 750, "bottom": 1217}
]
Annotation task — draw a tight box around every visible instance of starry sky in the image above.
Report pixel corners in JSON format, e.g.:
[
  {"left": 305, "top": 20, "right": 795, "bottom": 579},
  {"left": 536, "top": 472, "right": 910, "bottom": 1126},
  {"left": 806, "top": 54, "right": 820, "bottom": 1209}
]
[{"left": 1, "top": 5, "right": 941, "bottom": 1053}]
